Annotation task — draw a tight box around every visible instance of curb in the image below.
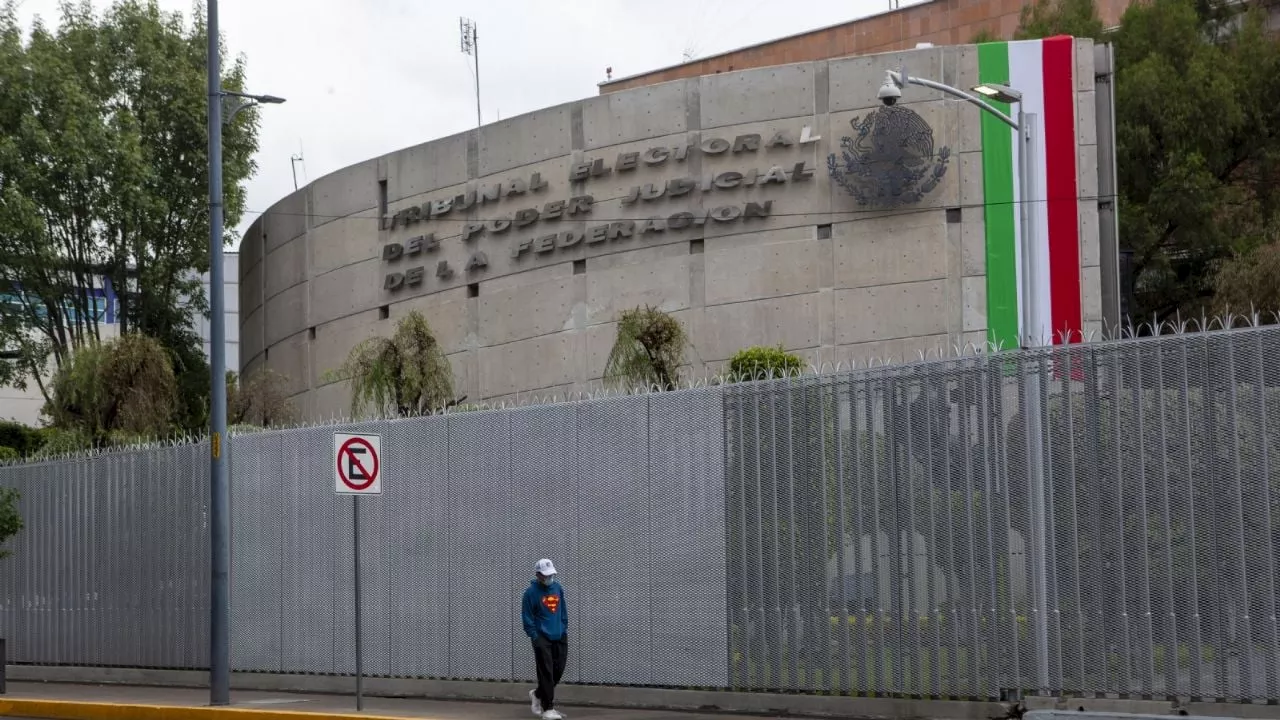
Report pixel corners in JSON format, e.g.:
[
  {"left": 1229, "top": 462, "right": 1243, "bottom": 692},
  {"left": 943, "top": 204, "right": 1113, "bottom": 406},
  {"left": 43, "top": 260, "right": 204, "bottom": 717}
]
[{"left": 0, "top": 699, "right": 408, "bottom": 720}]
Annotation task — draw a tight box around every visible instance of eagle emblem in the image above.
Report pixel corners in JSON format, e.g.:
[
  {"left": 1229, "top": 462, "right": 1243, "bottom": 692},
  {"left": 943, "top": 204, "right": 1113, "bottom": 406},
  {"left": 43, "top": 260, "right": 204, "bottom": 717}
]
[{"left": 827, "top": 105, "right": 951, "bottom": 207}]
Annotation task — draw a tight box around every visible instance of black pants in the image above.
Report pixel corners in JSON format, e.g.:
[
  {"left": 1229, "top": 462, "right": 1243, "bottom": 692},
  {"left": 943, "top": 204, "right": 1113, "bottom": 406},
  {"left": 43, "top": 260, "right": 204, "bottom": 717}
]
[{"left": 532, "top": 635, "right": 568, "bottom": 710}]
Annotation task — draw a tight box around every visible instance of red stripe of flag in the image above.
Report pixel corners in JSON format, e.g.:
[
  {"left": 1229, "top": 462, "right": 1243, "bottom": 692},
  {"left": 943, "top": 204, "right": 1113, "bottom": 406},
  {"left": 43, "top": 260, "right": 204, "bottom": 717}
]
[{"left": 1042, "top": 35, "right": 1082, "bottom": 346}]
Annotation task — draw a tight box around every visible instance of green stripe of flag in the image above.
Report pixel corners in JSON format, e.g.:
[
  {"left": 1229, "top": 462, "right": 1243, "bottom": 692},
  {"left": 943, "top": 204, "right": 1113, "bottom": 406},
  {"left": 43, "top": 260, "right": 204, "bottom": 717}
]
[{"left": 977, "top": 42, "right": 1019, "bottom": 349}]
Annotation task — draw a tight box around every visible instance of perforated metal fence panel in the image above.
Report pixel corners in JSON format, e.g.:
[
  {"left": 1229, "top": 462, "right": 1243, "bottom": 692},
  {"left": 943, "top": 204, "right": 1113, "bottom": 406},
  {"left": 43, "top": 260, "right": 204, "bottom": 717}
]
[{"left": 1, "top": 327, "right": 1279, "bottom": 701}]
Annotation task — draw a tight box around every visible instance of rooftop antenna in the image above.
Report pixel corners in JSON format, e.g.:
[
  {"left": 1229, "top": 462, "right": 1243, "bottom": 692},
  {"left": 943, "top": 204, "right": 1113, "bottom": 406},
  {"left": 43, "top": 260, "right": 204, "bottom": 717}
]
[
  {"left": 459, "top": 17, "right": 481, "bottom": 127},
  {"left": 290, "top": 151, "right": 304, "bottom": 191}
]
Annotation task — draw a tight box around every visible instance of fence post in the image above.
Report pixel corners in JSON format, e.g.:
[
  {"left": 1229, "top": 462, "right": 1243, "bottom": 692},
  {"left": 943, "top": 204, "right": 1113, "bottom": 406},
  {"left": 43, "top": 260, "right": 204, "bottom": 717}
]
[{"left": 1, "top": 636, "right": 7, "bottom": 694}]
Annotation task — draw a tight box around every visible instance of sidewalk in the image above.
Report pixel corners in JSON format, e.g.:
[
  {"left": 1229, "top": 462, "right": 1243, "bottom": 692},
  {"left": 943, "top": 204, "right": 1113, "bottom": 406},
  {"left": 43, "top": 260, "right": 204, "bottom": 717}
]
[{"left": 0, "top": 682, "right": 792, "bottom": 720}]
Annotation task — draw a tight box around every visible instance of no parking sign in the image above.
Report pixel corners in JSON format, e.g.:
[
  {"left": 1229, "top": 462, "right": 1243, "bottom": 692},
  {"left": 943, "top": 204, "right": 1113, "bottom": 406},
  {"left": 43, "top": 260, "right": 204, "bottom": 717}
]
[{"left": 334, "top": 432, "right": 382, "bottom": 495}]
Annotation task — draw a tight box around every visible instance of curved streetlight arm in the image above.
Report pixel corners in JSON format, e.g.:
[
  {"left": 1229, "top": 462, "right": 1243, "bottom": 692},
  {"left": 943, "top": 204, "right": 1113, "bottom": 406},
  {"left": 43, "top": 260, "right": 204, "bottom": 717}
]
[
  {"left": 218, "top": 89, "right": 286, "bottom": 125},
  {"left": 888, "top": 70, "right": 1018, "bottom": 129}
]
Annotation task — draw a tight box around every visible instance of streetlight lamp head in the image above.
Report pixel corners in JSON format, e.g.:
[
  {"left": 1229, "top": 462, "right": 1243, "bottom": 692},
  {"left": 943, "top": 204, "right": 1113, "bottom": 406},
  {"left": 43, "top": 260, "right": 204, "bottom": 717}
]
[
  {"left": 256, "top": 94, "right": 286, "bottom": 105},
  {"left": 971, "top": 82, "right": 1022, "bottom": 104}
]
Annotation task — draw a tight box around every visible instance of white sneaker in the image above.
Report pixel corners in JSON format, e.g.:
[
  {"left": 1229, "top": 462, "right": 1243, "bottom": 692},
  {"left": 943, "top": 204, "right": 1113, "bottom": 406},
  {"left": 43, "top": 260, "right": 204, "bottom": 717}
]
[
  {"left": 529, "top": 689, "right": 543, "bottom": 716},
  {"left": 542, "top": 710, "right": 564, "bottom": 720}
]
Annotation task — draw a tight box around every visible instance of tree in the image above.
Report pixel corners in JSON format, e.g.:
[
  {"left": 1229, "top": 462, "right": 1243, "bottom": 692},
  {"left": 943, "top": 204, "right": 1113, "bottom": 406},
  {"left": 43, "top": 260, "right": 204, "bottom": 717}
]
[
  {"left": 328, "top": 310, "right": 457, "bottom": 418},
  {"left": 603, "top": 306, "right": 688, "bottom": 391},
  {"left": 726, "top": 345, "right": 805, "bottom": 381},
  {"left": 0, "top": 0, "right": 257, "bottom": 431},
  {"left": 1214, "top": 236, "right": 1280, "bottom": 311},
  {"left": 1014, "top": 0, "right": 1106, "bottom": 40},
  {"left": 0, "top": 487, "right": 21, "bottom": 558},
  {"left": 1012, "top": 0, "right": 1280, "bottom": 321},
  {"left": 44, "top": 333, "right": 178, "bottom": 446},
  {"left": 227, "top": 368, "right": 296, "bottom": 428}
]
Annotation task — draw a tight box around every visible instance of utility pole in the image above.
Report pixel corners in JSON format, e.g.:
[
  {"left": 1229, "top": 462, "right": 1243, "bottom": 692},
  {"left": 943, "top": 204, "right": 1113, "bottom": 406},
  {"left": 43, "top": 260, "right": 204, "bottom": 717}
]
[
  {"left": 460, "top": 17, "right": 480, "bottom": 127},
  {"left": 291, "top": 152, "right": 304, "bottom": 191}
]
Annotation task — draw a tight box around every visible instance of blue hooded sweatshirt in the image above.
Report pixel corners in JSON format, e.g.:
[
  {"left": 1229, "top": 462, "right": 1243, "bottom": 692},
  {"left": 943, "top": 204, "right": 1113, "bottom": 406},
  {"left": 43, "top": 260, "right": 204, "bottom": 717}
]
[{"left": 522, "top": 579, "right": 567, "bottom": 641}]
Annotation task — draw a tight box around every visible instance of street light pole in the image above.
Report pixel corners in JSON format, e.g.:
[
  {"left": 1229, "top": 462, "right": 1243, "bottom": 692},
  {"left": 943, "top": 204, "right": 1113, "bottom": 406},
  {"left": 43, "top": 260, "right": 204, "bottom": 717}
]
[
  {"left": 885, "top": 68, "right": 1051, "bottom": 695},
  {"left": 205, "top": 0, "right": 228, "bottom": 705},
  {"left": 207, "top": 0, "right": 284, "bottom": 705}
]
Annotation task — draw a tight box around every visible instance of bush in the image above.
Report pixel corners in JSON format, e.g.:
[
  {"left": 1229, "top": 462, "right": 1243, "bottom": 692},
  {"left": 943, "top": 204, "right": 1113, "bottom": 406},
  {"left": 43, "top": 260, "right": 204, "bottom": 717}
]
[
  {"left": 34, "top": 428, "right": 94, "bottom": 457},
  {"left": 0, "top": 447, "right": 18, "bottom": 462},
  {"left": 0, "top": 421, "right": 45, "bottom": 457},
  {"left": 727, "top": 345, "right": 804, "bottom": 382}
]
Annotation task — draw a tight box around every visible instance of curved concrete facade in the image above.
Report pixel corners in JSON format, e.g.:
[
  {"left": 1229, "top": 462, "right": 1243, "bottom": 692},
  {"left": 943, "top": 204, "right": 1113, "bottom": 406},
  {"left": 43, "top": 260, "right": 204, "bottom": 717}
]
[{"left": 241, "top": 40, "right": 1105, "bottom": 420}]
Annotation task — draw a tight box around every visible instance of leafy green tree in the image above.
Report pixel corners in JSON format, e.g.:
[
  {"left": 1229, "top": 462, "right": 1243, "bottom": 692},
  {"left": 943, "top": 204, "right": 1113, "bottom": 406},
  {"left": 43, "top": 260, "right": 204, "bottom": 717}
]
[
  {"left": 227, "top": 368, "right": 296, "bottom": 428},
  {"left": 726, "top": 345, "right": 805, "bottom": 381},
  {"left": 0, "top": 0, "right": 256, "bottom": 431},
  {"left": 0, "top": 487, "right": 22, "bottom": 558},
  {"left": 328, "top": 310, "right": 457, "bottom": 418},
  {"left": 44, "top": 333, "right": 178, "bottom": 446},
  {"left": 1014, "top": 0, "right": 1106, "bottom": 40},
  {"left": 1013, "top": 0, "right": 1280, "bottom": 320},
  {"left": 604, "top": 305, "right": 688, "bottom": 391}
]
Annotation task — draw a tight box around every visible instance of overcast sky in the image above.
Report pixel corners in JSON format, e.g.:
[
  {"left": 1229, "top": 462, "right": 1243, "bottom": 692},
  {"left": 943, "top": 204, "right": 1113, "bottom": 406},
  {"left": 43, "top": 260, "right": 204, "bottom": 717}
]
[{"left": 16, "top": 0, "right": 923, "bottom": 245}]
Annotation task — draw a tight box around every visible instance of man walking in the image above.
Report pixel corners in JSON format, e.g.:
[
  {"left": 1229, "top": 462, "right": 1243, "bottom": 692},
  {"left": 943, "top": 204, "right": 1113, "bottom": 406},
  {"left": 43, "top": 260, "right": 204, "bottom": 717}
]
[{"left": 523, "top": 558, "right": 568, "bottom": 720}]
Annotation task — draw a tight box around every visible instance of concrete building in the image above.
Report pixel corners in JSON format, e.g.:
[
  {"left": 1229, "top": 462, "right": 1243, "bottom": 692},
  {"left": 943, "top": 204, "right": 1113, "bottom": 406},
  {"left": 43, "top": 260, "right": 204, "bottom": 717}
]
[
  {"left": 0, "top": 254, "right": 239, "bottom": 427},
  {"left": 242, "top": 39, "right": 1118, "bottom": 420},
  {"left": 598, "top": 0, "right": 1132, "bottom": 94}
]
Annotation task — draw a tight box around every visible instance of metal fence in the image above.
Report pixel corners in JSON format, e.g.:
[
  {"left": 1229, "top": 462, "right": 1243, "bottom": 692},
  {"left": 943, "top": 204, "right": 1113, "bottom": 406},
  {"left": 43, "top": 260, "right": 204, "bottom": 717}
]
[{"left": 1, "top": 324, "right": 1278, "bottom": 702}]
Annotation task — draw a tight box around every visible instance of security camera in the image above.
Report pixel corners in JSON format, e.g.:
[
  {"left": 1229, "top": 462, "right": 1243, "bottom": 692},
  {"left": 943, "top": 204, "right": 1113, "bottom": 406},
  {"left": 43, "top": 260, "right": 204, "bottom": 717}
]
[{"left": 878, "top": 80, "right": 902, "bottom": 106}]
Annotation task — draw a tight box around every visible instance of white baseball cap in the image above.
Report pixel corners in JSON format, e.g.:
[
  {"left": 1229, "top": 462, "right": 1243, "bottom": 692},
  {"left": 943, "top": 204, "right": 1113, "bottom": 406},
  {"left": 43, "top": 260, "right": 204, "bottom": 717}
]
[{"left": 535, "top": 558, "right": 557, "bottom": 576}]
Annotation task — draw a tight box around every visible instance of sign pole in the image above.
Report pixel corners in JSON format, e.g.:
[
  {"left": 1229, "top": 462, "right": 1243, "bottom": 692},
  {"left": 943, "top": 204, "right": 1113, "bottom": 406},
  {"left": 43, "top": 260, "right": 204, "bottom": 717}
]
[
  {"left": 353, "top": 493, "right": 363, "bottom": 712},
  {"left": 334, "top": 430, "right": 380, "bottom": 713}
]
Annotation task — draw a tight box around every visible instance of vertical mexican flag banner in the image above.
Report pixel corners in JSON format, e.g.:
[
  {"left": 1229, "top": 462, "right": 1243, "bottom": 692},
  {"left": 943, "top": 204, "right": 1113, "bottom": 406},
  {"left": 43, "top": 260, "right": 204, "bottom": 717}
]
[{"left": 977, "top": 36, "right": 1083, "bottom": 351}]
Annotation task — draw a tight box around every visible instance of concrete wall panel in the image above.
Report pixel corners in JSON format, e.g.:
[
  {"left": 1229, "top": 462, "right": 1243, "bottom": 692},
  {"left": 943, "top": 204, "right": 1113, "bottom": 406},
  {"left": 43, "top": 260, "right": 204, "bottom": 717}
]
[
  {"left": 699, "top": 64, "right": 815, "bottom": 129},
  {"left": 241, "top": 260, "right": 264, "bottom": 327},
  {"left": 582, "top": 83, "right": 688, "bottom": 149},
  {"left": 479, "top": 276, "right": 576, "bottom": 347},
  {"left": 698, "top": 295, "right": 821, "bottom": 362},
  {"left": 704, "top": 227, "right": 821, "bottom": 305},
  {"left": 1079, "top": 199, "right": 1100, "bottom": 268},
  {"left": 241, "top": 218, "right": 264, "bottom": 268},
  {"left": 310, "top": 310, "right": 383, "bottom": 387},
  {"left": 586, "top": 244, "right": 691, "bottom": 325},
  {"left": 309, "top": 378, "right": 353, "bottom": 420},
  {"left": 310, "top": 218, "right": 382, "bottom": 278},
  {"left": 834, "top": 213, "right": 948, "bottom": 289},
  {"left": 265, "top": 282, "right": 309, "bottom": 350},
  {"left": 1083, "top": 265, "right": 1103, "bottom": 323},
  {"left": 309, "top": 259, "right": 382, "bottom": 328},
  {"left": 477, "top": 332, "right": 578, "bottom": 398},
  {"left": 263, "top": 190, "right": 306, "bottom": 253},
  {"left": 264, "top": 331, "right": 310, "bottom": 397},
  {"left": 834, "top": 280, "right": 950, "bottom": 344},
  {"left": 478, "top": 106, "right": 573, "bottom": 177},
  {"left": 1076, "top": 90, "right": 1097, "bottom": 148},
  {"left": 387, "top": 132, "right": 470, "bottom": 200},
  {"left": 828, "top": 48, "right": 947, "bottom": 112},
  {"left": 308, "top": 160, "right": 378, "bottom": 230},
  {"left": 240, "top": 305, "right": 265, "bottom": 371},
  {"left": 265, "top": 236, "right": 307, "bottom": 301}
]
